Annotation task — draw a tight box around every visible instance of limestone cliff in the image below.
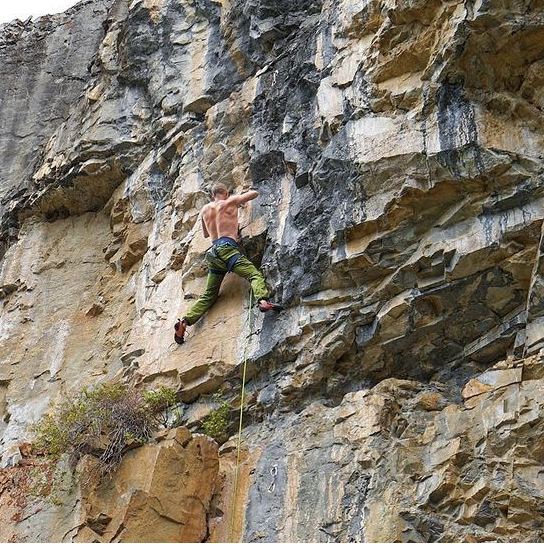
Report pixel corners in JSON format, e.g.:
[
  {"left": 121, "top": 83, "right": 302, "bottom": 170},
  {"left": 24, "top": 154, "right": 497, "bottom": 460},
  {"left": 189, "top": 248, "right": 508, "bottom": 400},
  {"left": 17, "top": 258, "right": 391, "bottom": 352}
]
[{"left": 1, "top": 0, "right": 544, "bottom": 541}]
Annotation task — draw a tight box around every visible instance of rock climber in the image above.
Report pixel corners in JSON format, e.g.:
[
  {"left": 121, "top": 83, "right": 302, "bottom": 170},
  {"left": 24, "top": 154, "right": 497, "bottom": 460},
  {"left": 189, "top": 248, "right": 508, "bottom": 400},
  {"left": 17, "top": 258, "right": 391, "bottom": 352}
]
[{"left": 174, "top": 182, "right": 283, "bottom": 344}]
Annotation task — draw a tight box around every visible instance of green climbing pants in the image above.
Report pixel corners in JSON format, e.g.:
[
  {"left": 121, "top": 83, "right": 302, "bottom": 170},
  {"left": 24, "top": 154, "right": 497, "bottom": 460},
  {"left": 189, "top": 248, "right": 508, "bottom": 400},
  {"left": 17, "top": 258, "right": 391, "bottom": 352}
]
[{"left": 183, "top": 244, "right": 269, "bottom": 325}]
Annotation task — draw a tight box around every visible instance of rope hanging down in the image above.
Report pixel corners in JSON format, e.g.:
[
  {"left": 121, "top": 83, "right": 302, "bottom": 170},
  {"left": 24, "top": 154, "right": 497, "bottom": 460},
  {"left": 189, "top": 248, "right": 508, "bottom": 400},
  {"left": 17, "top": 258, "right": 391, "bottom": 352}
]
[{"left": 229, "top": 289, "right": 254, "bottom": 543}]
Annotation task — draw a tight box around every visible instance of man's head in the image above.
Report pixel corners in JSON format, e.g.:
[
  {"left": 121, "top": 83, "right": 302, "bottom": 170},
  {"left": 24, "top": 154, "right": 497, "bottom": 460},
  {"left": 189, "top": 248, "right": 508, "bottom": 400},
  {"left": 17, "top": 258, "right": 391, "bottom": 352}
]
[{"left": 212, "top": 182, "right": 229, "bottom": 201}]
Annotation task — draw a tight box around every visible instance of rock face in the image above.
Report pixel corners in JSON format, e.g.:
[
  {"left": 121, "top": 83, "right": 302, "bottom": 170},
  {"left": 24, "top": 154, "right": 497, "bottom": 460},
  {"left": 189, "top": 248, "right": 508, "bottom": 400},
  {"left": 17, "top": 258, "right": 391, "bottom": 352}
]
[
  {"left": 1, "top": 0, "right": 544, "bottom": 541},
  {"left": 76, "top": 428, "right": 219, "bottom": 543},
  {"left": 228, "top": 358, "right": 544, "bottom": 543},
  {"left": 0, "top": 428, "right": 219, "bottom": 543}
]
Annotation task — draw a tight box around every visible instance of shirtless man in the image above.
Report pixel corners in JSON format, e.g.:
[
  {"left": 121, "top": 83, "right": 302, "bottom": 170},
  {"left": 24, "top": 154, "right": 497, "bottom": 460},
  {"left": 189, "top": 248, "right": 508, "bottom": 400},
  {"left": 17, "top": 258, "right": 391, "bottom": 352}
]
[{"left": 174, "top": 182, "right": 282, "bottom": 344}]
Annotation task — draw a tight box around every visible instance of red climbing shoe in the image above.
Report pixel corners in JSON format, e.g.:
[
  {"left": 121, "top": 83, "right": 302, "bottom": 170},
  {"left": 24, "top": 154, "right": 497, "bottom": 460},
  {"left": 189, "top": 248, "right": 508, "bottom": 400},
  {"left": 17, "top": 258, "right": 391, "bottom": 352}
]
[
  {"left": 174, "top": 319, "right": 187, "bottom": 345},
  {"left": 258, "top": 300, "right": 284, "bottom": 313}
]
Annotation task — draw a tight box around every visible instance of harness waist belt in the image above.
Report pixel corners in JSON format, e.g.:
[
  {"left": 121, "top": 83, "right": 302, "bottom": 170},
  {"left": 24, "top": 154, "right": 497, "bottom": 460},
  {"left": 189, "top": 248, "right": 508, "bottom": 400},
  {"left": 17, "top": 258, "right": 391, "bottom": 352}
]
[{"left": 213, "top": 237, "right": 238, "bottom": 248}]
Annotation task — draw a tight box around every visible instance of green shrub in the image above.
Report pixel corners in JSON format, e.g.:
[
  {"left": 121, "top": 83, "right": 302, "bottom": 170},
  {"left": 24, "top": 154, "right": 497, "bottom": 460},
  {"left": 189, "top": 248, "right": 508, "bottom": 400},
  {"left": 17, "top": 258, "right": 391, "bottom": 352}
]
[
  {"left": 202, "top": 393, "right": 231, "bottom": 442},
  {"left": 143, "top": 385, "right": 178, "bottom": 427},
  {"left": 31, "top": 383, "right": 180, "bottom": 476}
]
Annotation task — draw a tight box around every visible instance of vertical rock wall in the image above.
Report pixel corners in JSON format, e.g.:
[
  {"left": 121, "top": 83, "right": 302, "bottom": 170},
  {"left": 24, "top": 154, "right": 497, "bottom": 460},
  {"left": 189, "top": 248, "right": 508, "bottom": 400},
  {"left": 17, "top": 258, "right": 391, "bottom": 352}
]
[{"left": 1, "top": 0, "right": 544, "bottom": 541}]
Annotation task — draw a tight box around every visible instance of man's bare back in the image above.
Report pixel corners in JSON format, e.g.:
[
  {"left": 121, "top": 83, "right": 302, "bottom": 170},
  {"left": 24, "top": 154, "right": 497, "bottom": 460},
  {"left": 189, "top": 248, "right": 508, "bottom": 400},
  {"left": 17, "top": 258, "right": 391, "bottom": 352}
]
[{"left": 201, "top": 189, "right": 258, "bottom": 240}]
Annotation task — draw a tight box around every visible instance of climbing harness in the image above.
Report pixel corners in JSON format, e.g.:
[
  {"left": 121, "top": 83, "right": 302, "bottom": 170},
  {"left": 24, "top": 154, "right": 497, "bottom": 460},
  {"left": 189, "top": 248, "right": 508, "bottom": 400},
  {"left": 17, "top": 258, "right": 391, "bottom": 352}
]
[
  {"left": 228, "top": 289, "right": 254, "bottom": 543},
  {"left": 205, "top": 237, "right": 243, "bottom": 272}
]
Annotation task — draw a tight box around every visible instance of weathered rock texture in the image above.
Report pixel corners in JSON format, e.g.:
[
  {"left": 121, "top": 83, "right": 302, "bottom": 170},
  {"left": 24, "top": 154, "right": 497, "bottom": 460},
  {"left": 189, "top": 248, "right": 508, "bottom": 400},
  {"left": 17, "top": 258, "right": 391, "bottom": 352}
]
[
  {"left": 2, "top": 0, "right": 544, "bottom": 541},
  {"left": 76, "top": 428, "right": 219, "bottom": 543},
  {"left": 0, "top": 428, "right": 218, "bottom": 543}
]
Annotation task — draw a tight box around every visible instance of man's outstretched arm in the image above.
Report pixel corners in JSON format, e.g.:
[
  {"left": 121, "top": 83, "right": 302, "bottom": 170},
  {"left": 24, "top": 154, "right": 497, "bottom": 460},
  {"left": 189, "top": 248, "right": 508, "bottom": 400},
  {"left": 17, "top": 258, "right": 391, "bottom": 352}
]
[{"left": 228, "top": 189, "right": 259, "bottom": 206}]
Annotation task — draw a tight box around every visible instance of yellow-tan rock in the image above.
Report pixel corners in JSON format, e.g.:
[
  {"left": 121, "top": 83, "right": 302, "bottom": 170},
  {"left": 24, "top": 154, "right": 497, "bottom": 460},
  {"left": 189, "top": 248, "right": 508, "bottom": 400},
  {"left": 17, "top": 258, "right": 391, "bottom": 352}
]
[{"left": 2, "top": 0, "right": 544, "bottom": 541}]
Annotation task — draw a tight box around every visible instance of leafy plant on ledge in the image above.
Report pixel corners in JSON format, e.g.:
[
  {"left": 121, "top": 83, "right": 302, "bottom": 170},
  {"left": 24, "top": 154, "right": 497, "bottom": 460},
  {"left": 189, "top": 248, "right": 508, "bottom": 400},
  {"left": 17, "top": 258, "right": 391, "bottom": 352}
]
[
  {"left": 202, "top": 391, "right": 231, "bottom": 443},
  {"left": 31, "top": 382, "right": 180, "bottom": 477}
]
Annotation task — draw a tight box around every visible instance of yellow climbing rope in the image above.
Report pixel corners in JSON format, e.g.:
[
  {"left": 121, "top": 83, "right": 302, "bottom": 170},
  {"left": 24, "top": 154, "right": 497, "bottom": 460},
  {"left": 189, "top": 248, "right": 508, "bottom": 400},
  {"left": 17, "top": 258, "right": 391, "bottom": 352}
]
[{"left": 228, "top": 289, "right": 254, "bottom": 543}]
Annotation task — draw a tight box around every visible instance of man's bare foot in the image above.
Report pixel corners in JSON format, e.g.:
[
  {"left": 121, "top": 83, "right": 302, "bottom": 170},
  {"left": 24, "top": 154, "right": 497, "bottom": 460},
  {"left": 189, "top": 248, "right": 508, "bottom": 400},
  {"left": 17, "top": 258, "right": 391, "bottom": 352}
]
[
  {"left": 258, "top": 300, "right": 284, "bottom": 313},
  {"left": 174, "top": 319, "right": 187, "bottom": 344}
]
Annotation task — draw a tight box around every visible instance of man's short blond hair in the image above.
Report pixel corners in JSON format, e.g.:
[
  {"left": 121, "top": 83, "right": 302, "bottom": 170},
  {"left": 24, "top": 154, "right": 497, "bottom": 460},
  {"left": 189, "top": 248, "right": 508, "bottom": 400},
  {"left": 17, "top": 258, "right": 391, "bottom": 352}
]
[{"left": 212, "top": 183, "right": 229, "bottom": 197}]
